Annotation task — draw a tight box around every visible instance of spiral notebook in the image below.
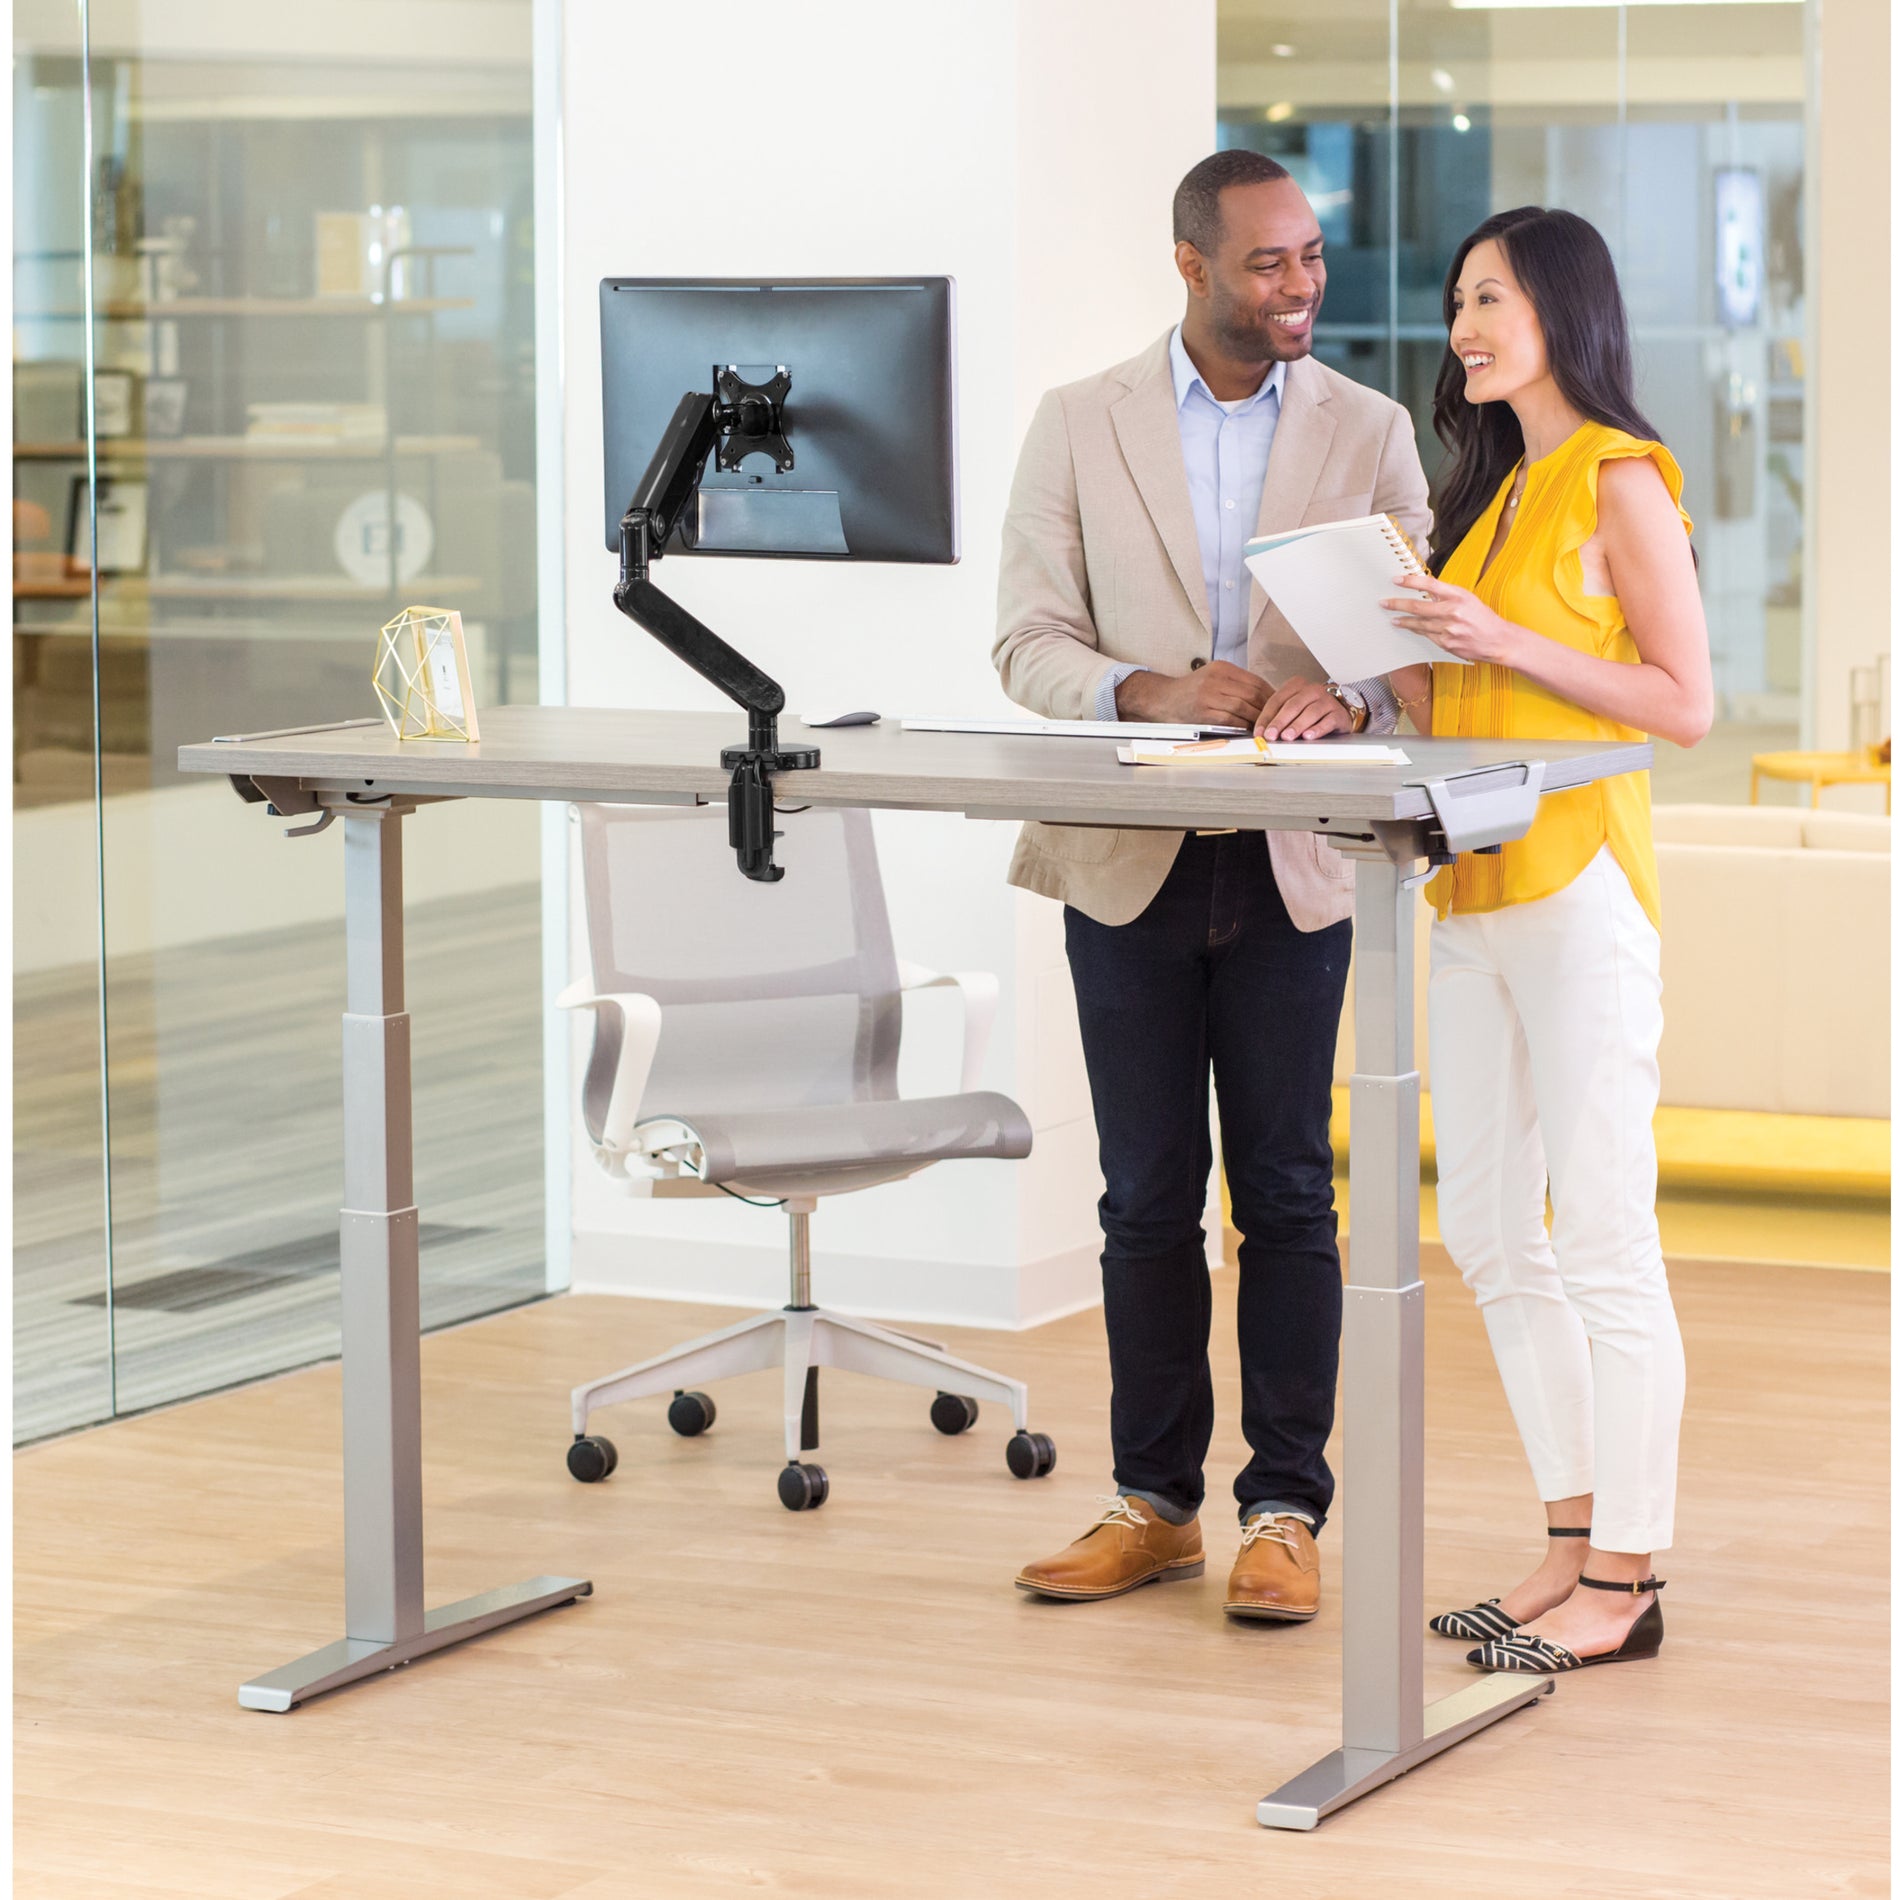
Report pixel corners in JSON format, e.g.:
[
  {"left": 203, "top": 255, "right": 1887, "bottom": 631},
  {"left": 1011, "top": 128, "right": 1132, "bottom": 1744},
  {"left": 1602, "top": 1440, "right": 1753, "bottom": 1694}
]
[{"left": 1243, "top": 514, "right": 1468, "bottom": 680}]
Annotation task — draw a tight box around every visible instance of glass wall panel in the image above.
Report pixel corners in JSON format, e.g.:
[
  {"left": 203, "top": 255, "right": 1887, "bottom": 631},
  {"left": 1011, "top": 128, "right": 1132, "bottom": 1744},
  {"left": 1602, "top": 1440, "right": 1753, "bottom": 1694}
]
[
  {"left": 1218, "top": 0, "right": 1809, "bottom": 801},
  {"left": 14, "top": 16, "right": 115, "bottom": 1440},
  {"left": 14, "top": 2, "right": 549, "bottom": 1437}
]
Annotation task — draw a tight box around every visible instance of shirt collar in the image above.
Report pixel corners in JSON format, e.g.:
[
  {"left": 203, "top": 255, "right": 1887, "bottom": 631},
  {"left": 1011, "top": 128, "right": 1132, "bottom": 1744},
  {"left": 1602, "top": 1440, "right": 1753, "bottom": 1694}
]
[{"left": 1169, "top": 325, "right": 1285, "bottom": 415}]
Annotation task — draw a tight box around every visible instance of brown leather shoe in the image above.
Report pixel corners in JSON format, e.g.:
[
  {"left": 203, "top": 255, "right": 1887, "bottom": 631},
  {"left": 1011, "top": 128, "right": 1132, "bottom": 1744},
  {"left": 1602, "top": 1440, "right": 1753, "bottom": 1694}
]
[
  {"left": 1224, "top": 1513, "right": 1321, "bottom": 1621},
  {"left": 1014, "top": 1495, "right": 1205, "bottom": 1601}
]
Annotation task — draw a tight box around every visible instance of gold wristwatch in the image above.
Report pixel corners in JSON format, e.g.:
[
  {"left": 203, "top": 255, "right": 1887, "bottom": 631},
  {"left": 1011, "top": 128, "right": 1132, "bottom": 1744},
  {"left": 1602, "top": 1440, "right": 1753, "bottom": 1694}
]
[{"left": 1326, "top": 683, "right": 1370, "bottom": 733}]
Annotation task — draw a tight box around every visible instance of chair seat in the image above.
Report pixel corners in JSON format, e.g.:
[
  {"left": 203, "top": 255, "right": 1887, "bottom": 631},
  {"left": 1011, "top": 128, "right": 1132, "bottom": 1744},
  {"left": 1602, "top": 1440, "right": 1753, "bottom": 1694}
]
[{"left": 645, "top": 1091, "right": 1032, "bottom": 1195}]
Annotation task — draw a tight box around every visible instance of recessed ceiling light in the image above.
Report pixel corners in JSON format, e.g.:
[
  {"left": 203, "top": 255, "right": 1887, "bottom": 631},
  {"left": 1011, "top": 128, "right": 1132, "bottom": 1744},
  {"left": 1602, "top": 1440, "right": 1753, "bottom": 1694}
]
[
  {"left": 1432, "top": 68, "right": 1455, "bottom": 92},
  {"left": 1266, "top": 101, "right": 1296, "bottom": 123},
  {"left": 1452, "top": 112, "right": 1472, "bottom": 132},
  {"left": 1272, "top": 42, "right": 1296, "bottom": 56}
]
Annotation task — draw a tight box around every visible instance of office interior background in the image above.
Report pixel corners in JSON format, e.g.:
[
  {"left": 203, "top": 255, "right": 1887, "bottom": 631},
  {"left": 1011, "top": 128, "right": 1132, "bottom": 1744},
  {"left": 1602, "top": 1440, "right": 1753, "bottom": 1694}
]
[
  {"left": 10, "top": 0, "right": 1887, "bottom": 1446},
  {"left": 8, "top": 2, "right": 1889, "bottom": 1891}
]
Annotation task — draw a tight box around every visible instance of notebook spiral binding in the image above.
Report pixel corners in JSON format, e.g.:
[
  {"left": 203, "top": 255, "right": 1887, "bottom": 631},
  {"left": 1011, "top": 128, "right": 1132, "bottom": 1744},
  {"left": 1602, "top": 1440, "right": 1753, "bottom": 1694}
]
[{"left": 1381, "top": 515, "right": 1427, "bottom": 573}]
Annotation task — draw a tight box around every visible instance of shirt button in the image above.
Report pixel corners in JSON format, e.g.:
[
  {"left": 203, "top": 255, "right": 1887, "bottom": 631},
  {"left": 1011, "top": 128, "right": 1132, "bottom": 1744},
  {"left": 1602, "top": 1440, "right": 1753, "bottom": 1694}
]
[
  {"left": 1224, "top": 499, "right": 1236, "bottom": 509},
  {"left": 1224, "top": 580, "right": 1234, "bottom": 589}
]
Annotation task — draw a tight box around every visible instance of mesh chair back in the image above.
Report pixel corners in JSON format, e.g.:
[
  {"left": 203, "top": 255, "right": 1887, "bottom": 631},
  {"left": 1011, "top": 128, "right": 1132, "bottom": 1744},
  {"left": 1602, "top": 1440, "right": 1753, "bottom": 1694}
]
[{"left": 575, "top": 803, "right": 903, "bottom": 1130}]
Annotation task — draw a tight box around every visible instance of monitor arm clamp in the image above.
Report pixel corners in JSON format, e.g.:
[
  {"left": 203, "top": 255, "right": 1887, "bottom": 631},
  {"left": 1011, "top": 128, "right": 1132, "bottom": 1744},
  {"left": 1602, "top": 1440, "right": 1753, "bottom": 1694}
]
[{"left": 613, "top": 367, "right": 816, "bottom": 882}]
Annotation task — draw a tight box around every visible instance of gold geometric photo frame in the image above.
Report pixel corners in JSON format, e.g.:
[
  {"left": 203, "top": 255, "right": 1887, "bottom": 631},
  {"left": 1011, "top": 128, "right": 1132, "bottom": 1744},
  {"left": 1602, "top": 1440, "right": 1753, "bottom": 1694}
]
[{"left": 373, "top": 604, "right": 481, "bottom": 742}]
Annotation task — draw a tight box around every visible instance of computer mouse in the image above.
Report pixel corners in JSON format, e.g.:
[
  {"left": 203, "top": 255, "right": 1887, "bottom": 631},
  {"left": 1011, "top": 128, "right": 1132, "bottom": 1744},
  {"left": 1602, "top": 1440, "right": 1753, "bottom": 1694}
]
[{"left": 801, "top": 711, "right": 881, "bottom": 728}]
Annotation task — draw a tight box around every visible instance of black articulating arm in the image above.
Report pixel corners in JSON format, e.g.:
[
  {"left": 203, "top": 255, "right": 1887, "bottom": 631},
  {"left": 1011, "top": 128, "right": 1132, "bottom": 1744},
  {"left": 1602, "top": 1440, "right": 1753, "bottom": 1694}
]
[{"left": 612, "top": 369, "right": 818, "bottom": 882}]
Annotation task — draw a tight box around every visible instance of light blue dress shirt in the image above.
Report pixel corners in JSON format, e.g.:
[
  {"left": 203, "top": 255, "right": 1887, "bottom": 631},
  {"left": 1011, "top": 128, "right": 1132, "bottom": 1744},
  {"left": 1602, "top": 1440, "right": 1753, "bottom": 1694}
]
[{"left": 1093, "top": 327, "right": 1397, "bottom": 731}]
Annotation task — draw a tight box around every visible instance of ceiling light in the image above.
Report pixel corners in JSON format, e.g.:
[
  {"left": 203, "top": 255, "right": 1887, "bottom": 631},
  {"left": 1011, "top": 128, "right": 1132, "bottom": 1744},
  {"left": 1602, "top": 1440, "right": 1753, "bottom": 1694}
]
[
  {"left": 1272, "top": 42, "right": 1296, "bottom": 56},
  {"left": 1452, "top": 112, "right": 1472, "bottom": 132},
  {"left": 1432, "top": 68, "right": 1455, "bottom": 92},
  {"left": 1266, "top": 101, "right": 1296, "bottom": 123}
]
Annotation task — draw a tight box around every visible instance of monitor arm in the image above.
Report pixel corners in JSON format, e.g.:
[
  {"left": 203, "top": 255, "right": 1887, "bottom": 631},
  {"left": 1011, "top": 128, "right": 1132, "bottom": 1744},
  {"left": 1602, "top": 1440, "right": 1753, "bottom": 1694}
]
[{"left": 612, "top": 369, "right": 818, "bottom": 882}]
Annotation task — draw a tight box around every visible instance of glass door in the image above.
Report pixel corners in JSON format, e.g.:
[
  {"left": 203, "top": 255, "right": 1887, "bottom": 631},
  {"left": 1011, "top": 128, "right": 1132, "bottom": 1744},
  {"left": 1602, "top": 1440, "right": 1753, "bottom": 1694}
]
[{"left": 14, "top": 3, "right": 552, "bottom": 1438}]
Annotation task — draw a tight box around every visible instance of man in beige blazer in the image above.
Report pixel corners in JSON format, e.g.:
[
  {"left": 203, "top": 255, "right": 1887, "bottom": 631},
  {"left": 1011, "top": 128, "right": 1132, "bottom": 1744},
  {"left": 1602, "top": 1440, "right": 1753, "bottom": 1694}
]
[{"left": 998, "top": 151, "right": 1432, "bottom": 1620}]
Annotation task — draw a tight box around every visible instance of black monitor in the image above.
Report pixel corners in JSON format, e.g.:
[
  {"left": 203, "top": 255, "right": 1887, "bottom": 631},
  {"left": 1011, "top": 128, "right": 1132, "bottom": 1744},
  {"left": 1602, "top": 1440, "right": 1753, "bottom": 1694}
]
[
  {"left": 600, "top": 276, "right": 957, "bottom": 562},
  {"left": 598, "top": 276, "right": 957, "bottom": 884}
]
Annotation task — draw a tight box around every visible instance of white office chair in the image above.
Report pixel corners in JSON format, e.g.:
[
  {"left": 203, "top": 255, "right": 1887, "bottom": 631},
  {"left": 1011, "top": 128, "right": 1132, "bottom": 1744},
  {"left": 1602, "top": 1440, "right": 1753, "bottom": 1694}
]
[{"left": 559, "top": 801, "right": 1055, "bottom": 1510}]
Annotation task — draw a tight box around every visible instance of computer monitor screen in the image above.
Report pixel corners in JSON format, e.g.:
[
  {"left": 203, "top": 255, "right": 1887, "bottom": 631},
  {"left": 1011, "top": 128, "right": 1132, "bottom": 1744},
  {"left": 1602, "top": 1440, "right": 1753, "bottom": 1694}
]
[{"left": 600, "top": 276, "right": 957, "bottom": 563}]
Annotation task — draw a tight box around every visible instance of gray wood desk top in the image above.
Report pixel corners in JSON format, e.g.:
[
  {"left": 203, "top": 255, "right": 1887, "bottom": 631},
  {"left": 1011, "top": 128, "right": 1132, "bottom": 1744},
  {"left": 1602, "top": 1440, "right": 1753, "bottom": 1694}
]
[{"left": 180, "top": 706, "right": 1651, "bottom": 832}]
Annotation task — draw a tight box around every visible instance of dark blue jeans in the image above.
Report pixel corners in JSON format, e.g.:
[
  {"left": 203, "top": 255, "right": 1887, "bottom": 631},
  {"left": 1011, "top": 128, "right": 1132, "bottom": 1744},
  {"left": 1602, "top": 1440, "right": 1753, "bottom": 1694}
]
[{"left": 1064, "top": 831, "right": 1351, "bottom": 1527}]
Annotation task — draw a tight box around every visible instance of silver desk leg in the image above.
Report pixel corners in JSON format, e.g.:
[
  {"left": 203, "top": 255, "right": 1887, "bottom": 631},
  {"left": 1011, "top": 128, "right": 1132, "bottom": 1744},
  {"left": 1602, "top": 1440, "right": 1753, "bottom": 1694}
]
[
  {"left": 1256, "top": 844, "right": 1549, "bottom": 1826},
  {"left": 240, "top": 807, "right": 590, "bottom": 1711}
]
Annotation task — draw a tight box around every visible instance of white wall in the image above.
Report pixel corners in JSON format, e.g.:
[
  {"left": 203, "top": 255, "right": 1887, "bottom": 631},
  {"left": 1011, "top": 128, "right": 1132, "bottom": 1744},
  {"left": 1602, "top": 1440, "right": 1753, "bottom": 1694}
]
[{"left": 560, "top": 0, "right": 1216, "bottom": 1327}]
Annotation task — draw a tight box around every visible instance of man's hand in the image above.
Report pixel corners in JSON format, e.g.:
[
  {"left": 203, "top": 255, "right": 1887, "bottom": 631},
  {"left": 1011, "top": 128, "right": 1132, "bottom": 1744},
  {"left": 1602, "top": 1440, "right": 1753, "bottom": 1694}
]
[
  {"left": 1115, "top": 661, "right": 1270, "bottom": 729},
  {"left": 1254, "top": 677, "right": 1354, "bottom": 741}
]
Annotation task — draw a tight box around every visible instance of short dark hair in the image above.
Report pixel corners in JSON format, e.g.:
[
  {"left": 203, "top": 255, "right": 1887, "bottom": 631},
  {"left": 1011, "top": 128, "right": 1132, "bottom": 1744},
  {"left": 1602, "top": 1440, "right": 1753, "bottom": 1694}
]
[{"left": 1172, "top": 150, "right": 1292, "bottom": 254}]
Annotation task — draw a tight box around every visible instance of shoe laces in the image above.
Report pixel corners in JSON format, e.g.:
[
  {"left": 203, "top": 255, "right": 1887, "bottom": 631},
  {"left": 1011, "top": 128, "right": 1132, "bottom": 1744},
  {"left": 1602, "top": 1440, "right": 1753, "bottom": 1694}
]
[
  {"left": 1238, "top": 1513, "right": 1303, "bottom": 1552},
  {"left": 1090, "top": 1495, "right": 1153, "bottom": 1532}
]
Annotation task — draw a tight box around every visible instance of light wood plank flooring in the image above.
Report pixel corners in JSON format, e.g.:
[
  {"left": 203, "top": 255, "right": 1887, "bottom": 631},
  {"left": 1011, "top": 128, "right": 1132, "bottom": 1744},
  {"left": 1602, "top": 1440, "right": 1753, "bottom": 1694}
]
[{"left": 14, "top": 1250, "right": 1887, "bottom": 1897}]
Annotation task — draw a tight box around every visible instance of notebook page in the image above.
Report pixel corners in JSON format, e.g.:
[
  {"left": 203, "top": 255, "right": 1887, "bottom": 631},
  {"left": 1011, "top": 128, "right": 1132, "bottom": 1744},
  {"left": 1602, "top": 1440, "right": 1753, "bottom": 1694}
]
[{"left": 1244, "top": 516, "right": 1465, "bottom": 680}]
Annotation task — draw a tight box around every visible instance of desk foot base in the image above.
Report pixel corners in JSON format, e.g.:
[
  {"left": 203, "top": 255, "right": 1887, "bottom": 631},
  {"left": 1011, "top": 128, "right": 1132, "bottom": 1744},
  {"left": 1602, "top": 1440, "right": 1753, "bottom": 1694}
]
[
  {"left": 238, "top": 1575, "right": 593, "bottom": 1711},
  {"left": 1256, "top": 1675, "right": 1552, "bottom": 1829}
]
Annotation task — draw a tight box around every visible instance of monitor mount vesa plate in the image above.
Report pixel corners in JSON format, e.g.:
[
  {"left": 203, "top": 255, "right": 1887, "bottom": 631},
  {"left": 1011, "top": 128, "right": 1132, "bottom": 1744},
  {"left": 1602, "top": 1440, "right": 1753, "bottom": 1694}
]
[{"left": 613, "top": 365, "right": 818, "bottom": 883}]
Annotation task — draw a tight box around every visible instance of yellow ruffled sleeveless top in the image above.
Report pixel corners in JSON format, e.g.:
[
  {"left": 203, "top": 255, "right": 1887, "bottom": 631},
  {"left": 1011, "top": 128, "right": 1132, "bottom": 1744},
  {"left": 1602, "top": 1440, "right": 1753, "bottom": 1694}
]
[{"left": 1425, "top": 422, "right": 1692, "bottom": 932}]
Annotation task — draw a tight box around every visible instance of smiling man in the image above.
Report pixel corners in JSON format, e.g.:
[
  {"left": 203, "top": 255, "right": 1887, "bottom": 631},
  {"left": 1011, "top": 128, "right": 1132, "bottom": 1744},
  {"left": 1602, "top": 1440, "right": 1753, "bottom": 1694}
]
[{"left": 993, "top": 150, "right": 1432, "bottom": 1621}]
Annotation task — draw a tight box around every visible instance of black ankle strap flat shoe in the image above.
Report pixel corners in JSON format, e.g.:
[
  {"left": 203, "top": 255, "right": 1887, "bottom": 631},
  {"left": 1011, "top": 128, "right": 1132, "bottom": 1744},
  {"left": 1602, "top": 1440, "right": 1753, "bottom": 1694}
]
[{"left": 1466, "top": 1576, "right": 1666, "bottom": 1674}]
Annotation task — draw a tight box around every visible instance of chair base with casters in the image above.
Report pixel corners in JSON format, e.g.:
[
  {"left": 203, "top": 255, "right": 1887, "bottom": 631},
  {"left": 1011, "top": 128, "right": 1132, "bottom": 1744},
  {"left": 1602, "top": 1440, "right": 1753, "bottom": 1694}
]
[
  {"left": 567, "top": 1200, "right": 1057, "bottom": 1510},
  {"left": 559, "top": 801, "right": 1054, "bottom": 1510}
]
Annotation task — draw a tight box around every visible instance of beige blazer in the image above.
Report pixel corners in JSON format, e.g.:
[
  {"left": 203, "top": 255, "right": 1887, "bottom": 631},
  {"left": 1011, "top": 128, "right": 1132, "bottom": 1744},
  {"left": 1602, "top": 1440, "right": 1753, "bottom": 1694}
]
[{"left": 993, "top": 330, "right": 1433, "bottom": 930}]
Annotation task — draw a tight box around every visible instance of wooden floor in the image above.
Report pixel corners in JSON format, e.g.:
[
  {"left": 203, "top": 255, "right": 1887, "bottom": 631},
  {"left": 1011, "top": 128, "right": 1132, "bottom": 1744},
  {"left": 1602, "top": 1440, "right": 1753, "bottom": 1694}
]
[{"left": 14, "top": 1250, "right": 1889, "bottom": 1898}]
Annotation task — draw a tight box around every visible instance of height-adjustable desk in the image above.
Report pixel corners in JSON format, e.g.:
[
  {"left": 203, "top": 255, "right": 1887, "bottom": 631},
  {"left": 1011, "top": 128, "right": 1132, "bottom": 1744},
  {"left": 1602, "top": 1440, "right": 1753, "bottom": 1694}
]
[{"left": 179, "top": 707, "right": 1648, "bottom": 1827}]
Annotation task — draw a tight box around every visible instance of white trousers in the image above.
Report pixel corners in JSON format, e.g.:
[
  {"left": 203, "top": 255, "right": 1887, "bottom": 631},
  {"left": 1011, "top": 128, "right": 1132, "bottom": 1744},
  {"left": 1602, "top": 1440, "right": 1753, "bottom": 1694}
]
[{"left": 1428, "top": 848, "right": 1684, "bottom": 1554}]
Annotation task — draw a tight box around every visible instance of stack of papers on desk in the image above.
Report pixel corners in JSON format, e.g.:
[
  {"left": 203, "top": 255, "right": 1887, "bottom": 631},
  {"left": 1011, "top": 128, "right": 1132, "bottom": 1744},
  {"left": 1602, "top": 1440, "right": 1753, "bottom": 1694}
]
[{"left": 1118, "top": 738, "right": 1411, "bottom": 767}]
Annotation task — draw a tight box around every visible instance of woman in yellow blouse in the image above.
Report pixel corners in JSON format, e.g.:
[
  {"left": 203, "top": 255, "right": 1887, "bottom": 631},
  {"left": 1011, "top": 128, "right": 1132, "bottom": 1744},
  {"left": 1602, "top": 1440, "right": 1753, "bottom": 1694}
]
[{"left": 1383, "top": 207, "right": 1711, "bottom": 1675}]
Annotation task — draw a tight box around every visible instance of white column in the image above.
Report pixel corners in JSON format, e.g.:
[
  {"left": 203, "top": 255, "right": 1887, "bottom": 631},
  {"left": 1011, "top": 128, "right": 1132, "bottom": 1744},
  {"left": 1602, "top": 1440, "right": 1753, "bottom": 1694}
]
[
  {"left": 1806, "top": 0, "right": 1891, "bottom": 757},
  {"left": 558, "top": 0, "right": 1216, "bottom": 1328}
]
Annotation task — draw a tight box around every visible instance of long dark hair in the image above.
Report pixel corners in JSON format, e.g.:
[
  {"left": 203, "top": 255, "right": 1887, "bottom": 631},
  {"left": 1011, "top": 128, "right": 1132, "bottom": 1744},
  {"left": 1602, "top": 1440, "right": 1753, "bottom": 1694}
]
[{"left": 1429, "top": 207, "right": 1661, "bottom": 575}]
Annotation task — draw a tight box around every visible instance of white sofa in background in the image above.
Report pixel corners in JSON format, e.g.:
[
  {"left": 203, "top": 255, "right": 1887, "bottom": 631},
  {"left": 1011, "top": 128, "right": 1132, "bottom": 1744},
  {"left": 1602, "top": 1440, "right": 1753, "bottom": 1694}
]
[{"left": 1335, "top": 804, "right": 1891, "bottom": 1122}]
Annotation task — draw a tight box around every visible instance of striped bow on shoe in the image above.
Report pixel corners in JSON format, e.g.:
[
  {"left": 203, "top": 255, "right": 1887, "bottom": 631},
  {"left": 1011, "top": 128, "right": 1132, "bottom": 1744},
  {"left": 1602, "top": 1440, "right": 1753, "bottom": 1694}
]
[{"left": 1429, "top": 1598, "right": 1521, "bottom": 1642}]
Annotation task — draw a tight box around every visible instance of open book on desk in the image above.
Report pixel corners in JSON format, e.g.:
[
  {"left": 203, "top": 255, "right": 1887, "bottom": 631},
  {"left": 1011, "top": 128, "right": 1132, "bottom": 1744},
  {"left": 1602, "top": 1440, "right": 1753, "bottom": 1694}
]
[{"left": 1243, "top": 514, "right": 1467, "bottom": 683}]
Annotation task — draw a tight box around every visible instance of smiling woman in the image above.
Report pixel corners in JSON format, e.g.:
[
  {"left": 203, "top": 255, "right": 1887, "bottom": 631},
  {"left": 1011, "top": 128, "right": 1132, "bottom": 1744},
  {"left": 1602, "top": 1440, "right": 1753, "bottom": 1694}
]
[{"left": 1378, "top": 202, "right": 1711, "bottom": 1677}]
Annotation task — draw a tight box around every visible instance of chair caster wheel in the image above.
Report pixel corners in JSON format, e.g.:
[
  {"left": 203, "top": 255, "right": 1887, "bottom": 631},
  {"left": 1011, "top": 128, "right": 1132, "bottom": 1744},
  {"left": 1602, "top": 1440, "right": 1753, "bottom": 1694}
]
[
  {"left": 567, "top": 1434, "right": 618, "bottom": 1483},
  {"left": 667, "top": 1390, "right": 717, "bottom": 1437},
  {"left": 778, "top": 1462, "right": 829, "bottom": 1511},
  {"left": 1006, "top": 1431, "right": 1057, "bottom": 1480},
  {"left": 930, "top": 1391, "right": 979, "bottom": 1435}
]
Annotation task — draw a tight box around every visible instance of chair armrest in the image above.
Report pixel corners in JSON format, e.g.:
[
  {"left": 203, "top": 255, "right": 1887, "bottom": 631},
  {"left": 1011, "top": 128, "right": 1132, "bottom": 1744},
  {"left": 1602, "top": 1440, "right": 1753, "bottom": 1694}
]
[
  {"left": 556, "top": 982, "right": 663, "bottom": 1158},
  {"left": 897, "top": 959, "right": 999, "bottom": 1095}
]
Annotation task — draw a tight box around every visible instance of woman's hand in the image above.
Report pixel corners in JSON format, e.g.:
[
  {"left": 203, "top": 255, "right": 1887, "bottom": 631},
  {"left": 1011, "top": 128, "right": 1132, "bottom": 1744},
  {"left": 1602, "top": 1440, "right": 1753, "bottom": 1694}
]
[{"left": 1382, "top": 573, "right": 1523, "bottom": 666}]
